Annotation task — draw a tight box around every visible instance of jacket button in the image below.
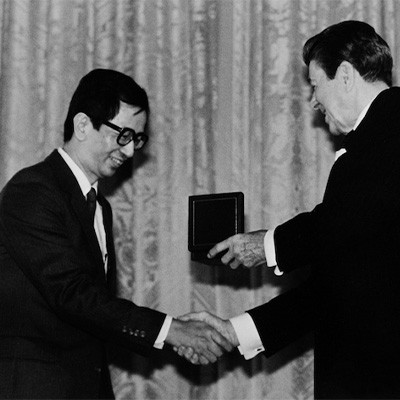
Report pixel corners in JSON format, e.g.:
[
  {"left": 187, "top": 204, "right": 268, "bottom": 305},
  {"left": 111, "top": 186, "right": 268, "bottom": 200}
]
[{"left": 140, "top": 331, "right": 146, "bottom": 338}]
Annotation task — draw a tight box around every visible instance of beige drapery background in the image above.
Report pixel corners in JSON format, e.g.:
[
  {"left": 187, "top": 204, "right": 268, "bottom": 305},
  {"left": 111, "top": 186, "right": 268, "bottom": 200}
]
[{"left": 1, "top": 0, "right": 400, "bottom": 399}]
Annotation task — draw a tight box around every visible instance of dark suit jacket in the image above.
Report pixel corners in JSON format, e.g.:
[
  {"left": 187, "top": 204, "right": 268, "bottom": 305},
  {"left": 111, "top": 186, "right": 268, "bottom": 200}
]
[
  {"left": 0, "top": 150, "right": 166, "bottom": 399},
  {"left": 248, "top": 87, "right": 400, "bottom": 399}
]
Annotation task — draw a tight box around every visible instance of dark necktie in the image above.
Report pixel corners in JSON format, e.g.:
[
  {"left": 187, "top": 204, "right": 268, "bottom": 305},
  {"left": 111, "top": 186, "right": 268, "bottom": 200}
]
[{"left": 86, "top": 187, "right": 97, "bottom": 223}]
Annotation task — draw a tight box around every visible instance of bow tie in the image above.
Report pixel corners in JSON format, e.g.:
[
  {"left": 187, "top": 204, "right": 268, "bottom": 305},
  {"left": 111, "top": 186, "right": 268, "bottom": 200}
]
[{"left": 340, "top": 129, "right": 355, "bottom": 150}]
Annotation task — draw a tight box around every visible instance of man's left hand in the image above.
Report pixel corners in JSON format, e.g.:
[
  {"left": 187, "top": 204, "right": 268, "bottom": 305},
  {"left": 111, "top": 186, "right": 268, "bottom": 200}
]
[{"left": 207, "top": 230, "right": 267, "bottom": 269}]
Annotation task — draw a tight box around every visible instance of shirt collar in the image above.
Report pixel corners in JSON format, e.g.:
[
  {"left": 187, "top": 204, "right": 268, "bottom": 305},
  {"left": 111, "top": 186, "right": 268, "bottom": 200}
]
[
  {"left": 352, "top": 96, "right": 377, "bottom": 130},
  {"left": 57, "top": 147, "right": 98, "bottom": 196}
]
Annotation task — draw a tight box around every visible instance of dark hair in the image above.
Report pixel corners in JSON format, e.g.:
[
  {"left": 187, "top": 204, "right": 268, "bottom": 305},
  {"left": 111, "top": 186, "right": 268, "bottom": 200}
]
[
  {"left": 63, "top": 69, "right": 150, "bottom": 142},
  {"left": 303, "top": 20, "right": 393, "bottom": 86}
]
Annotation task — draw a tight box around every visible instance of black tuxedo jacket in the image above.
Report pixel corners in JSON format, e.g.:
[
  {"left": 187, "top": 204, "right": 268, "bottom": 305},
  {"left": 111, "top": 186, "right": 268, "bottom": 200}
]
[
  {"left": 0, "top": 150, "right": 166, "bottom": 399},
  {"left": 248, "top": 87, "right": 400, "bottom": 399}
]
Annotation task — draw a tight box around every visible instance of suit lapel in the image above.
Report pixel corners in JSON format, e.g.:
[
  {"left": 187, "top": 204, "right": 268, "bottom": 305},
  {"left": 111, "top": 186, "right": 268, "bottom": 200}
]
[{"left": 44, "top": 151, "right": 105, "bottom": 271}]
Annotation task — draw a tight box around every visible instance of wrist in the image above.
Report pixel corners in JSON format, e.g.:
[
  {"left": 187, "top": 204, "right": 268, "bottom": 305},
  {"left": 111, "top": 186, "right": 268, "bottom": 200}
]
[
  {"left": 165, "top": 318, "right": 181, "bottom": 347},
  {"left": 226, "top": 320, "right": 240, "bottom": 347}
]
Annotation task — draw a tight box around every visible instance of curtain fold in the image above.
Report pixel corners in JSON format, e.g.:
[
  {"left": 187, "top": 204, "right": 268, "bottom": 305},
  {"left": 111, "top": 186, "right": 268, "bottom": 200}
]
[{"left": 1, "top": 1, "right": 398, "bottom": 398}]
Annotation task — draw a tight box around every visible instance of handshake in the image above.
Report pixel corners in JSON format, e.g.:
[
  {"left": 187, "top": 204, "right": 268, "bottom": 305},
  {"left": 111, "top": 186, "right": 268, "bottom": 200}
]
[
  {"left": 165, "top": 230, "right": 268, "bottom": 365},
  {"left": 165, "top": 311, "right": 240, "bottom": 365}
]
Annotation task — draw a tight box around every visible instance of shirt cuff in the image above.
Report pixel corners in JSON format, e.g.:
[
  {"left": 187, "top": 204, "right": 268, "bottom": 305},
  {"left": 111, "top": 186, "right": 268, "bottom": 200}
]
[
  {"left": 153, "top": 315, "right": 173, "bottom": 349},
  {"left": 230, "top": 313, "right": 264, "bottom": 360},
  {"left": 264, "top": 229, "right": 283, "bottom": 276}
]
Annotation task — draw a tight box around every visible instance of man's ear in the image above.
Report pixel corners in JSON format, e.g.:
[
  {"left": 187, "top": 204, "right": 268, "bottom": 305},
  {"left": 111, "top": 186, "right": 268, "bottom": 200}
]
[
  {"left": 73, "top": 113, "right": 92, "bottom": 141},
  {"left": 337, "top": 61, "right": 356, "bottom": 92}
]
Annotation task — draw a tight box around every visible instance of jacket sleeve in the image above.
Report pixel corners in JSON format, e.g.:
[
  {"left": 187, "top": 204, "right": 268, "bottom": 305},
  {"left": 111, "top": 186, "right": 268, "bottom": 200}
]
[{"left": 247, "top": 276, "right": 317, "bottom": 357}]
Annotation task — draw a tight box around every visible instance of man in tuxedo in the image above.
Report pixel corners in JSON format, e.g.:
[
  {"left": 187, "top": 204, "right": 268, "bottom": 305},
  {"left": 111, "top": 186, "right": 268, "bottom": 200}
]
[
  {"left": 0, "top": 69, "right": 232, "bottom": 399},
  {"left": 179, "top": 21, "right": 400, "bottom": 399}
]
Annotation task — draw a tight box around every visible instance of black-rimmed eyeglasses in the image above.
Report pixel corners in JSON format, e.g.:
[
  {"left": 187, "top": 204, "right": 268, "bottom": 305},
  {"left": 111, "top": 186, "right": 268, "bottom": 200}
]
[{"left": 102, "top": 120, "right": 148, "bottom": 150}]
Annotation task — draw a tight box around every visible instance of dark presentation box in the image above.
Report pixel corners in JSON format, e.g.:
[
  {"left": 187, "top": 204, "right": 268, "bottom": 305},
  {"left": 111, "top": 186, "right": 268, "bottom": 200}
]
[{"left": 188, "top": 192, "right": 244, "bottom": 263}]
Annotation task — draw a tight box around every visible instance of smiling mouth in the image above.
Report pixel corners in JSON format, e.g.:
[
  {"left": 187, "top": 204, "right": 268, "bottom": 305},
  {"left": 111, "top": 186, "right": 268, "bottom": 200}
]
[
  {"left": 110, "top": 156, "right": 125, "bottom": 167},
  {"left": 316, "top": 103, "right": 326, "bottom": 114}
]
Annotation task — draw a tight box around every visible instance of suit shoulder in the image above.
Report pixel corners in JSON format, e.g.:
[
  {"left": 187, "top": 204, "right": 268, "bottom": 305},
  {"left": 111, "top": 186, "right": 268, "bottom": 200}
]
[
  {"left": 0, "top": 152, "right": 65, "bottom": 205},
  {"left": 376, "top": 86, "right": 400, "bottom": 104},
  {"left": 7, "top": 150, "right": 68, "bottom": 186}
]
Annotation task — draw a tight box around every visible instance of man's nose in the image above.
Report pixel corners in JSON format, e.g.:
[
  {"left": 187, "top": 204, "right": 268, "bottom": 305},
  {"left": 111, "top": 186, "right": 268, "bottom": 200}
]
[
  {"left": 310, "top": 93, "right": 320, "bottom": 111},
  {"left": 120, "top": 140, "right": 135, "bottom": 158}
]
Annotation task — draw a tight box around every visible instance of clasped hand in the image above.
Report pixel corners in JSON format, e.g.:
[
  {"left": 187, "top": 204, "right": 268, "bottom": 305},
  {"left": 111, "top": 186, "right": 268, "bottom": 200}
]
[{"left": 168, "top": 311, "right": 239, "bottom": 365}]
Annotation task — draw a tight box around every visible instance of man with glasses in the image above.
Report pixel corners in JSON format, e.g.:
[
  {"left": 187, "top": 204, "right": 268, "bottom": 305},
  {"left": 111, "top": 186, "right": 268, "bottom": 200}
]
[{"left": 0, "top": 69, "right": 232, "bottom": 399}]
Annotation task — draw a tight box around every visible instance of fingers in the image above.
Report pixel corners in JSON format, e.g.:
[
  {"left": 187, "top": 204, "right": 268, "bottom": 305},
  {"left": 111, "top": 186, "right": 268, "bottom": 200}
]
[
  {"left": 172, "top": 319, "right": 234, "bottom": 364},
  {"left": 175, "top": 348, "right": 226, "bottom": 366},
  {"left": 178, "top": 311, "right": 233, "bottom": 349},
  {"left": 207, "top": 239, "right": 231, "bottom": 259},
  {"left": 173, "top": 345, "right": 209, "bottom": 365},
  {"left": 177, "top": 312, "right": 199, "bottom": 322},
  {"left": 227, "top": 258, "right": 241, "bottom": 269},
  {"left": 207, "top": 235, "right": 240, "bottom": 267},
  {"left": 207, "top": 240, "right": 237, "bottom": 269},
  {"left": 209, "top": 328, "right": 234, "bottom": 352},
  {"left": 178, "top": 311, "right": 209, "bottom": 322},
  {"left": 201, "top": 314, "right": 239, "bottom": 348},
  {"left": 176, "top": 346, "right": 204, "bottom": 365},
  {"left": 167, "top": 319, "right": 228, "bottom": 365},
  {"left": 198, "top": 329, "right": 225, "bottom": 361},
  {"left": 175, "top": 345, "right": 193, "bottom": 358},
  {"left": 176, "top": 343, "right": 219, "bottom": 365},
  {"left": 182, "top": 312, "right": 236, "bottom": 352},
  {"left": 208, "top": 231, "right": 268, "bottom": 268}
]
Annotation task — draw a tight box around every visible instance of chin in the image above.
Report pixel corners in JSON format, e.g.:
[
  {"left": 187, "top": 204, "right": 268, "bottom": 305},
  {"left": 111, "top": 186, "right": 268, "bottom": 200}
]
[
  {"left": 329, "top": 129, "right": 341, "bottom": 136},
  {"left": 100, "top": 168, "right": 118, "bottom": 179},
  {"left": 328, "top": 123, "right": 343, "bottom": 136}
]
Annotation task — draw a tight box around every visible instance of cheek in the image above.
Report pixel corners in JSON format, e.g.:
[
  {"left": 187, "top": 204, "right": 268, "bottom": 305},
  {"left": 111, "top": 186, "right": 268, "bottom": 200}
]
[
  {"left": 99, "top": 137, "right": 118, "bottom": 154},
  {"left": 317, "top": 87, "right": 328, "bottom": 103}
]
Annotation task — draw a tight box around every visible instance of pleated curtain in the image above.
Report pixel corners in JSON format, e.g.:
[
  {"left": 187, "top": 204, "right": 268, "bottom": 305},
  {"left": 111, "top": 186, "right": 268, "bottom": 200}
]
[{"left": 1, "top": 0, "right": 399, "bottom": 398}]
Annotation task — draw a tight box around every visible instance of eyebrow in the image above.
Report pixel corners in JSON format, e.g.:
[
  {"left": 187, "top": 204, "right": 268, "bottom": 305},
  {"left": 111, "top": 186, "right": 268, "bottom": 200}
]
[{"left": 134, "top": 108, "right": 145, "bottom": 116}]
